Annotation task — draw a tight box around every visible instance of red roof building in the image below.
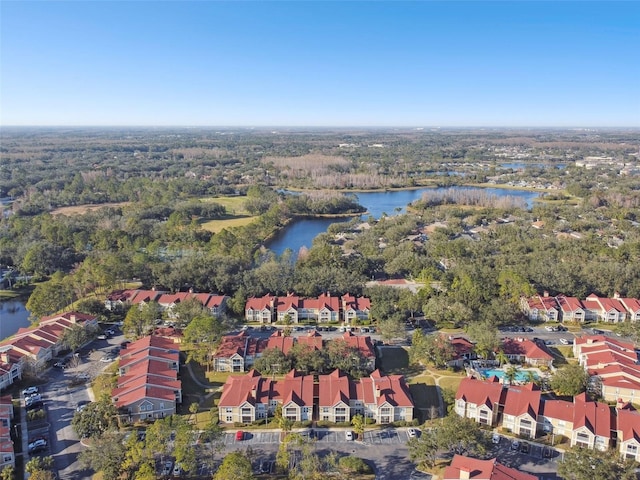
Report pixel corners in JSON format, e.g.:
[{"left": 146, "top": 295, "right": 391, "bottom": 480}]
[
  {"left": 583, "top": 293, "right": 627, "bottom": 323},
  {"left": 112, "top": 335, "right": 181, "bottom": 422},
  {"left": 455, "top": 377, "right": 504, "bottom": 427},
  {"left": 616, "top": 405, "right": 640, "bottom": 461},
  {"left": 555, "top": 294, "right": 586, "bottom": 322},
  {"left": 501, "top": 383, "right": 541, "bottom": 438},
  {"left": 266, "top": 330, "right": 295, "bottom": 356},
  {"left": 444, "top": 455, "right": 537, "bottom": 480},
  {"left": 501, "top": 338, "right": 554, "bottom": 367}
]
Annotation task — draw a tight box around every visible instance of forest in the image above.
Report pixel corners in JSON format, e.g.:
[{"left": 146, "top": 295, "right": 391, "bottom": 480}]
[{"left": 1, "top": 127, "right": 639, "bottom": 333}]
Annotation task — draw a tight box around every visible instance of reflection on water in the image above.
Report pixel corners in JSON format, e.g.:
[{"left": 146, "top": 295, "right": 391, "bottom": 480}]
[{"left": 0, "top": 300, "right": 31, "bottom": 340}]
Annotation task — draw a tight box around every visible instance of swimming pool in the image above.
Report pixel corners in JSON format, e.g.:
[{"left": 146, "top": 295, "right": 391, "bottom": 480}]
[{"left": 480, "top": 368, "right": 539, "bottom": 382}]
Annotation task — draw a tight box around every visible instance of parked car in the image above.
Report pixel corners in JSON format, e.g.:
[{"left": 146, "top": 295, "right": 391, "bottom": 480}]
[
  {"left": 26, "top": 401, "right": 43, "bottom": 411},
  {"left": 172, "top": 463, "right": 182, "bottom": 476},
  {"left": 76, "top": 401, "right": 90, "bottom": 412},
  {"left": 559, "top": 338, "right": 571, "bottom": 345},
  {"left": 407, "top": 428, "right": 418, "bottom": 439},
  {"left": 22, "top": 386, "right": 39, "bottom": 396},
  {"left": 236, "top": 430, "right": 244, "bottom": 441},
  {"left": 345, "top": 431, "right": 353, "bottom": 441},
  {"left": 106, "top": 329, "right": 115, "bottom": 336},
  {"left": 520, "top": 442, "right": 530, "bottom": 454},
  {"left": 26, "top": 394, "right": 42, "bottom": 405},
  {"left": 544, "top": 325, "right": 556, "bottom": 332},
  {"left": 100, "top": 355, "right": 115, "bottom": 363},
  {"left": 53, "top": 361, "right": 68, "bottom": 369},
  {"left": 492, "top": 433, "right": 500, "bottom": 444},
  {"left": 511, "top": 439, "right": 520, "bottom": 451},
  {"left": 97, "top": 334, "right": 107, "bottom": 340},
  {"left": 260, "top": 460, "right": 271, "bottom": 474},
  {"left": 160, "top": 460, "right": 173, "bottom": 476},
  {"left": 28, "top": 438, "right": 47, "bottom": 452}
]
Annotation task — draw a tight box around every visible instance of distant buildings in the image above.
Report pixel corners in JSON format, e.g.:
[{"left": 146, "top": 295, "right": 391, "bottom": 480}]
[
  {"left": 105, "top": 289, "right": 229, "bottom": 318},
  {"left": 244, "top": 293, "right": 370, "bottom": 324}
]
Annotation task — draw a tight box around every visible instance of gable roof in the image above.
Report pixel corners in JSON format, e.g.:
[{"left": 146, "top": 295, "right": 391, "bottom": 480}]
[
  {"left": 573, "top": 392, "right": 612, "bottom": 438},
  {"left": 501, "top": 338, "right": 553, "bottom": 361},
  {"left": 455, "top": 377, "right": 503, "bottom": 410},
  {"left": 318, "top": 369, "right": 352, "bottom": 407},
  {"left": 341, "top": 332, "right": 375, "bottom": 359},
  {"left": 444, "top": 455, "right": 537, "bottom": 480},
  {"left": 502, "top": 383, "right": 541, "bottom": 418},
  {"left": 266, "top": 330, "right": 295, "bottom": 355}
]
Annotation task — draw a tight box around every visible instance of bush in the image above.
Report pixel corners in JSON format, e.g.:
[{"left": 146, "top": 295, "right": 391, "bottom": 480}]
[
  {"left": 293, "top": 420, "right": 312, "bottom": 428},
  {"left": 365, "top": 418, "right": 376, "bottom": 425},
  {"left": 338, "top": 456, "right": 372, "bottom": 474},
  {"left": 27, "top": 409, "right": 45, "bottom": 421}
]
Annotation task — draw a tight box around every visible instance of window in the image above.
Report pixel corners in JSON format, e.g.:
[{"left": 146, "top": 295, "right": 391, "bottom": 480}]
[
  {"left": 226, "top": 416, "right": 233, "bottom": 422},
  {"left": 226, "top": 408, "right": 233, "bottom": 413},
  {"left": 323, "top": 407, "right": 329, "bottom": 413},
  {"left": 3, "top": 455, "right": 11, "bottom": 462}
]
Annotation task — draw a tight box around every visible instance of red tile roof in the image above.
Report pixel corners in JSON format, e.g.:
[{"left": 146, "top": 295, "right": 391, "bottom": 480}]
[
  {"left": 367, "top": 369, "right": 413, "bottom": 407},
  {"left": 555, "top": 295, "right": 585, "bottom": 312},
  {"left": 502, "top": 383, "right": 541, "bottom": 418},
  {"left": 297, "top": 330, "right": 323, "bottom": 350},
  {"left": 266, "top": 330, "right": 295, "bottom": 355},
  {"left": 617, "top": 407, "right": 640, "bottom": 442},
  {"left": 214, "top": 332, "right": 249, "bottom": 359},
  {"left": 245, "top": 294, "right": 276, "bottom": 311},
  {"left": 444, "top": 455, "right": 537, "bottom": 480},
  {"left": 573, "top": 392, "right": 612, "bottom": 438},
  {"left": 342, "top": 294, "right": 371, "bottom": 312},
  {"left": 620, "top": 298, "right": 640, "bottom": 313},
  {"left": 318, "top": 369, "right": 352, "bottom": 407},
  {"left": 455, "top": 377, "right": 503, "bottom": 410},
  {"left": 275, "top": 370, "right": 314, "bottom": 407},
  {"left": 501, "top": 338, "right": 553, "bottom": 361},
  {"left": 541, "top": 399, "right": 574, "bottom": 423},
  {"left": 341, "top": 332, "right": 375, "bottom": 359},
  {"left": 114, "top": 385, "right": 176, "bottom": 408},
  {"left": 218, "top": 370, "right": 272, "bottom": 408}
]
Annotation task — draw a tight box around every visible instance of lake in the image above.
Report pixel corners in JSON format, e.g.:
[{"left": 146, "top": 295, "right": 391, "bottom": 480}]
[
  {"left": 0, "top": 300, "right": 31, "bottom": 340},
  {"left": 268, "top": 186, "right": 542, "bottom": 257}
]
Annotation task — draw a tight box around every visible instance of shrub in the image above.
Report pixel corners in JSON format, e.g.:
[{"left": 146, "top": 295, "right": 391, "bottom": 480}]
[
  {"left": 365, "top": 418, "right": 376, "bottom": 425},
  {"left": 27, "top": 409, "right": 45, "bottom": 421},
  {"left": 338, "top": 456, "right": 372, "bottom": 474}
]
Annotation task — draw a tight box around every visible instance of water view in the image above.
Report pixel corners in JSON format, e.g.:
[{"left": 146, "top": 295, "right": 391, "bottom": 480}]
[
  {"left": 268, "top": 186, "right": 542, "bottom": 257},
  {"left": 0, "top": 300, "right": 31, "bottom": 340}
]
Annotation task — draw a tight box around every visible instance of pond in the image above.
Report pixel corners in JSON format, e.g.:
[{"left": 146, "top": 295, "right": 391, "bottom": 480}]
[
  {"left": 268, "top": 186, "right": 542, "bottom": 257},
  {"left": 0, "top": 300, "right": 31, "bottom": 340}
]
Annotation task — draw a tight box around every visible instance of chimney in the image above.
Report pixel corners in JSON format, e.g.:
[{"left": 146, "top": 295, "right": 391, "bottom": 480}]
[
  {"left": 543, "top": 291, "right": 549, "bottom": 297},
  {"left": 0, "top": 352, "right": 8, "bottom": 363},
  {"left": 70, "top": 314, "right": 77, "bottom": 324},
  {"left": 614, "top": 292, "right": 620, "bottom": 299},
  {"left": 375, "top": 385, "right": 380, "bottom": 398},
  {"left": 459, "top": 466, "right": 471, "bottom": 480},
  {"left": 251, "top": 385, "right": 257, "bottom": 399}
]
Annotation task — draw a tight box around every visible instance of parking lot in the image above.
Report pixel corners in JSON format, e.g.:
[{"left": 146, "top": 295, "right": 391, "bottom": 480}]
[{"left": 222, "top": 427, "right": 413, "bottom": 446}]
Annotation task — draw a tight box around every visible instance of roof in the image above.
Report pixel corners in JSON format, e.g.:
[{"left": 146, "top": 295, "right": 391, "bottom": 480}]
[
  {"left": 443, "top": 455, "right": 537, "bottom": 480},
  {"left": 501, "top": 338, "right": 553, "bottom": 361},
  {"left": 555, "top": 294, "right": 585, "bottom": 312},
  {"left": 297, "top": 330, "right": 323, "bottom": 350},
  {"left": 114, "top": 385, "right": 176, "bottom": 408},
  {"left": 318, "top": 369, "right": 352, "bottom": 407},
  {"left": 342, "top": 293, "right": 371, "bottom": 311},
  {"left": 541, "top": 399, "right": 575, "bottom": 423},
  {"left": 455, "top": 377, "right": 503, "bottom": 410},
  {"left": 573, "top": 392, "right": 612, "bottom": 438},
  {"left": 245, "top": 294, "right": 276, "bottom": 311},
  {"left": 214, "top": 333, "right": 249, "bottom": 359},
  {"left": 619, "top": 297, "right": 640, "bottom": 313},
  {"left": 218, "top": 370, "right": 272, "bottom": 408},
  {"left": 120, "top": 335, "right": 177, "bottom": 357},
  {"left": 340, "top": 332, "right": 375, "bottom": 359},
  {"left": 274, "top": 370, "right": 314, "bottom": 407},
  {"left": 584, "top": 293, "right": 626, "bottom": 314},
  {"left": 266, "top": 330, "right": 295, "bottom": 355},
  {"left": 367, "top": 369, "right": 414, "bottom": 407},
  {"left": 617, "top": 407, "right": 640, "bottom": 443},
  {"left": 502, "top": 383, "right": 541, "bottom": 418}
]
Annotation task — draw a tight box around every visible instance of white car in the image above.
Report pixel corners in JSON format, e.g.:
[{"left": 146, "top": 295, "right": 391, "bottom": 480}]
[
  {"left": 559, "top": 338, "right": 571, "bottom": 345},
  {"left": 97, "top": 334, "right": 107, "bottom": 340},
  {"left": 345, "top": 431, "right": 353, "bottom": 441},
  {"left": 173, "top": 463, "right": 182, "bottom": 476},
  {"left": 28, "top": 438, "right": 47, "bottom": 452},
  {"left": 22, "top": 386, "right": 39, "bottom": 396},
  {"left": 492, "top": 433, "right": 500, "bottom": 444},
  {"left": 407, "top": 428, "right": 418, "bottom": 439},
  {"left": 544, "top": 325, "right": 556, "bottom": 332}
]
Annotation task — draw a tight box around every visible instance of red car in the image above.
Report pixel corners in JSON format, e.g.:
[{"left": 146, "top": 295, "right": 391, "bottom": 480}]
[{"left": 236, "top": 430, "right": 244, "bottom": 441}]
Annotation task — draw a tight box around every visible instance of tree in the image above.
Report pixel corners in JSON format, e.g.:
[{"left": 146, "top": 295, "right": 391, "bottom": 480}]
[
  {"left": 26, "top": 271, "right": 74, "bottom": 319},
  {"left": 378, "top": 316, "right": 406, "bottom": 342},
  {"left": 182, "top": 314, "right": 223, "bottom": 370},
  {"left": 495, "top": 350, "right": 509, "bottom": 367},
  {"left": 0, "top": 465, "right": 14, "bottom": 480},
  {"left": 288, "top": 343, "right": 327, "bottom": 374},
  {"left": 407, "top": 431, "right": 439, "bottom": 469},
  {"left": 436, "top": 414, "right": 488, "bottom": 457},
  {"left": 122, "top": 302, "right": 161, "bottom": 340},
  {"left": 503, "top": 365, "right": 520, "bottom": 385},
  {"left": 558, "top": 446, "right": 637, "bottom": 480},
  {"left": 25, "top": 456, "right": 54, "bottom": 475},
  {"left": 466, "top": 320, "right": 499, "bottom": 359},
  {"left": 410, "top": 330, "right": 456, "bottom": 369},
  {"left": 213, "top": 450, "right": 255, "bottom": 480},
  {"left": 351, "top": 413, "right": 365, "bottom": 440},
  {"left": 254, "top": 348, "right": 291, "bottom": 375},
  {"left": 60, "top": 323, "right": 95, "bottom": 352},
  {"left": 550, "top": 364, "right": 589, "bottom": 396},
  {"left": 71, "top": 394, "right": 118, "bottom": 439},
  {"left": 199, "top": 420, "right": 225, "bottom": 472},
  {"left": 78, "top": 432, "right": 126, "bottom": 480},
  {"left": 326, "top": 340, "right": 368, "bottom": 378},
  {"left": 189, "top": 402, "right": 199, "bottom": 424},
  {"left": 172, "top": 297, "right": 209, "bottom": 327}
]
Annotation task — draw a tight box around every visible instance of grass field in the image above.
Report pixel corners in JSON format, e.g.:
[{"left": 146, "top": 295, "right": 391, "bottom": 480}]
[
  {"left": 200, "top": 195, "right": 250, "bottom": 214},
  {"left": 50, "top": 202, "right": 130, "bottom": 216},
  {"left": 200, "top": 215, "right": 258, "bottom": 233}
]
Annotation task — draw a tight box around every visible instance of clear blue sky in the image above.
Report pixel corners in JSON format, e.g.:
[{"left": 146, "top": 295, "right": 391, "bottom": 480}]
[{"left": 1, "top": 1, "right": 638, "bottom": 127}]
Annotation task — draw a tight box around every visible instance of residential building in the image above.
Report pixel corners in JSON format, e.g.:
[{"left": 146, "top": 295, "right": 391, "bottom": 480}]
[
  {"left": 275, "top": 294, "right": 302, "bottom": 323},
  {"left": 266, "top": 330, "right": 295, "bottom": 356},
  {"left": 443, "top": 455, "right": 537, "bottom": 480},
  {"left": 112, "top": 335, "right": 182, "bottom": 422},
  {"left": 501, "top": 338, "right": 554, "bottom": 367},
  {"left": 212, "top": 331, "right": 267, "bottom": 372},
  {"left": 244, "top": 294, "right": 276, "bottom": 324},
  {"left": 501, "top": 383, "right": 541, "bottom": 439},
  {"left": 617, "top": 296, "right": 640, "bottom": 322},
  {"left": 520, "top": 293, "right": 560, "bottom": 322},
  {"left": 339, "top": 332, "right": 376, "bottom": 371},
  {"left": 583, "top": 293, "right": 627, "bottom": 323},
  {"left": 0, "top": 396, "right": 14, "bottom": 471},
  {"left": 219, "top": 368, "right": 413, "bottom": 425},
  {"left": 555, "top": 295, "right": 586, "bottom": 323},
  {"left": 454, "top": 377, "right": 503, "bottom": 426},
  {"left": 342, "top": 294, "right": 371, "bottom": 324},
  {"left": 616, "top": 406, "right": 640, "bottom": 461},
  {"left": 105, "top": 289, "right": 229, "bottom": 317}
]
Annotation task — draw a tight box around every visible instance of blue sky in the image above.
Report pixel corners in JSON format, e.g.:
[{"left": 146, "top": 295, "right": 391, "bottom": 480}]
[{"left": 1, "top": 1, "right": 638, "bottom": 127}]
